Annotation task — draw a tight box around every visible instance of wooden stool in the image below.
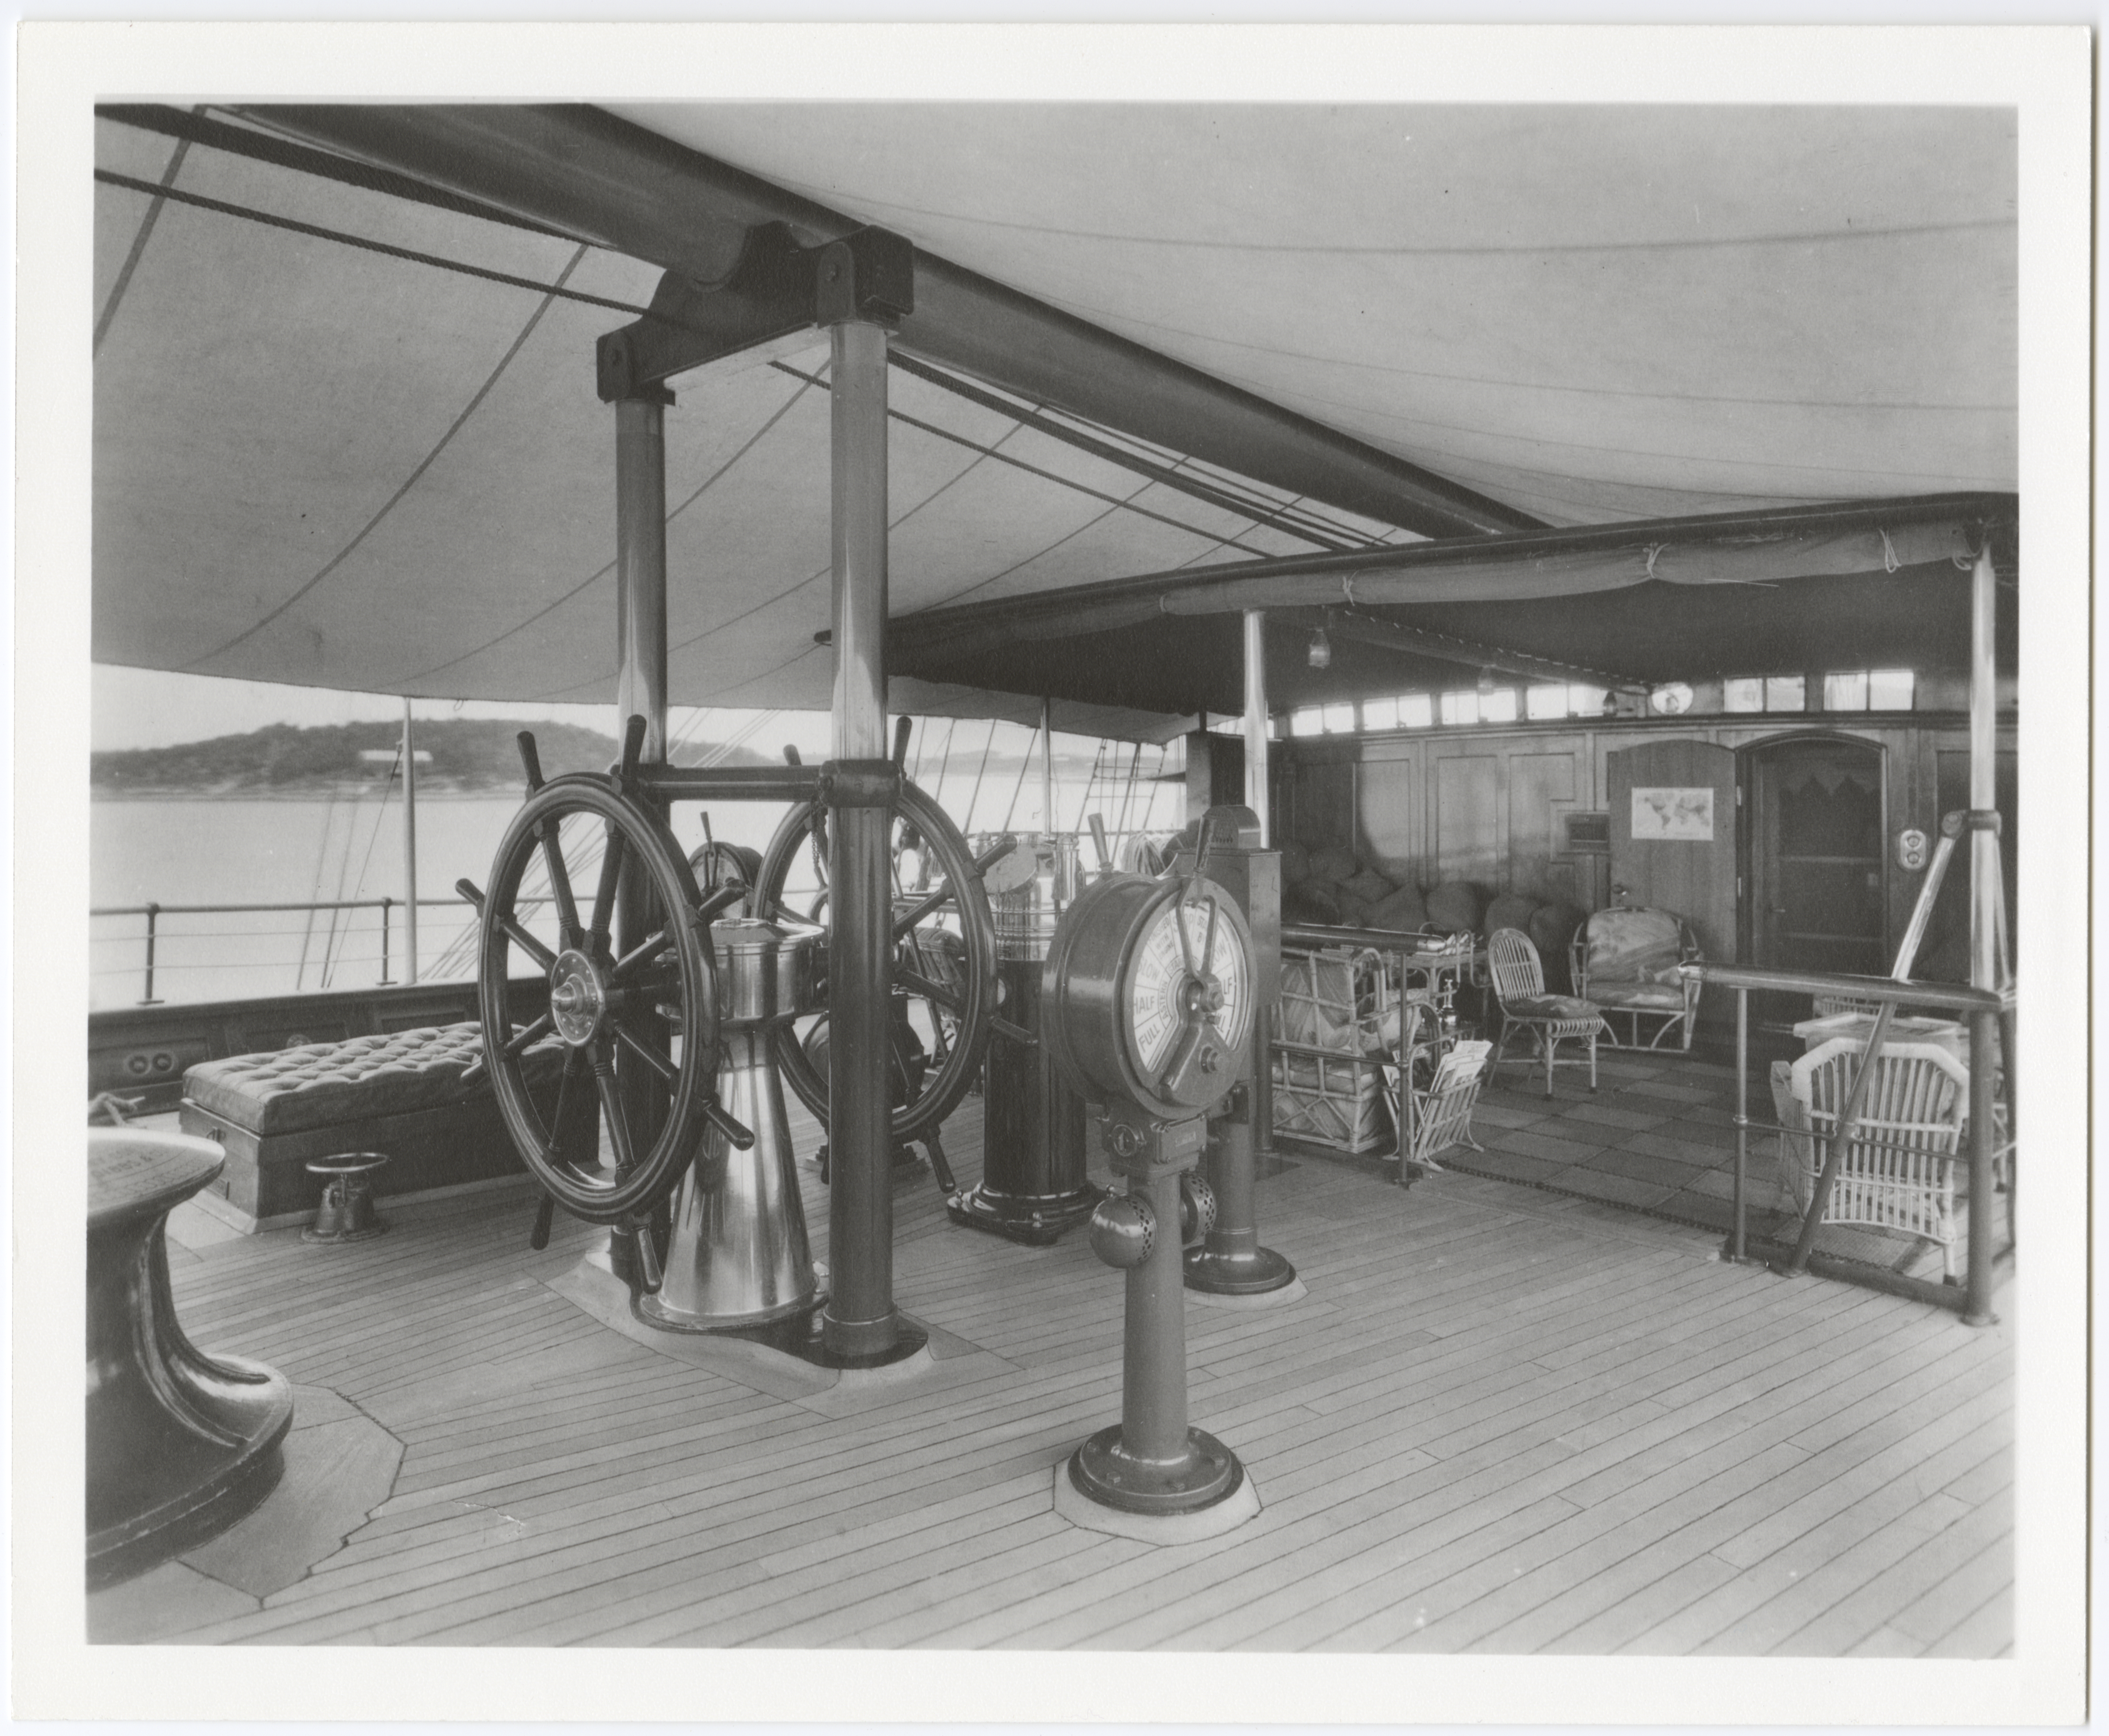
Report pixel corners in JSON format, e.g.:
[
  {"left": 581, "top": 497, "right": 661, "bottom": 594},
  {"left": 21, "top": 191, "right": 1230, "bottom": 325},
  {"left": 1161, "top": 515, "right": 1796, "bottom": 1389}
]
[
  {"left": 88, "top": 1129, "right": 294, "bottom": 1586},
  {"left": 302, "top": 1152, "right": 389, "bottom": 1244}
]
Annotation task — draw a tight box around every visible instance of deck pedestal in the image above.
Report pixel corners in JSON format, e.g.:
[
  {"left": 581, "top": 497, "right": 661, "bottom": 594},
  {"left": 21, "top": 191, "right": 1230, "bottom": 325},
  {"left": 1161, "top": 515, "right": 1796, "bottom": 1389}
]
[{"left": 88, "top": 1129, "right": 294, "bottom": 1586}]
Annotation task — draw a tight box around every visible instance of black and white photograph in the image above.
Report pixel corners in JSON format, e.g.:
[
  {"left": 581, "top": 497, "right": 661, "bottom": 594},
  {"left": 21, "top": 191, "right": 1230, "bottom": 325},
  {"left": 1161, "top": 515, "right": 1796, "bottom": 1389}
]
[{"left": 14, "top": 21, "right": 2090, "bottom": 1725}]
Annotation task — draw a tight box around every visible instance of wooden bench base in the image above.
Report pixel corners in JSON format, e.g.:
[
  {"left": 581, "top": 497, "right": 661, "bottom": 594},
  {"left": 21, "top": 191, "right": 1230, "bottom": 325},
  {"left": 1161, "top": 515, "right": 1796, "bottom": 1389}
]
[{"left": 178, "top": 1093, "right": 527, "bottom": 1225}]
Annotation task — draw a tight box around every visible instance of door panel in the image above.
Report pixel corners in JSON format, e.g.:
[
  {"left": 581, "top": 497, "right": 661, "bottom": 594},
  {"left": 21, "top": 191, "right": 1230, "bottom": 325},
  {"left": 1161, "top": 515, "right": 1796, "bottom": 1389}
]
[
  {"left": 1607, "top": 739, "right": 1738, "bottom": 962},
  {"left": 1749, "top": 738, "right": 1886, "bottom": 975}
]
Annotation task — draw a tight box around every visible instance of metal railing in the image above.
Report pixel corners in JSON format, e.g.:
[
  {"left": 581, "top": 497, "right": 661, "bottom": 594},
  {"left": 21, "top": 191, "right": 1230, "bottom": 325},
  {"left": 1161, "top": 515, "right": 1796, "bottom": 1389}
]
[
  {"left": 1690, "top": 961, "right": 2015, "bottom": 1325},
  {"left": 90, "top": 896, "right": 497, "bottom": 1004}
]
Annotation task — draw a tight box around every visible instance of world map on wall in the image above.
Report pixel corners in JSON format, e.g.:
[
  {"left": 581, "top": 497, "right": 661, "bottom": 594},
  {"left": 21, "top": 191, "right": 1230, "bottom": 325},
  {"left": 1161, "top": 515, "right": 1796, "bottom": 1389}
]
[{"left": 1630, "top": 786, "right": 1714, "bottom": 842}]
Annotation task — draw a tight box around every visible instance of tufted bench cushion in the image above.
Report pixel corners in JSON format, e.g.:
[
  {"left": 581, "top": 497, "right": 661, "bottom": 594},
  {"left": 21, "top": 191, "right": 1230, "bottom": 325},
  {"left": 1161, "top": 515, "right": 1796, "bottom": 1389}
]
[{"left": 184, "top": 1023, "right": 563, "bottom": 1137}]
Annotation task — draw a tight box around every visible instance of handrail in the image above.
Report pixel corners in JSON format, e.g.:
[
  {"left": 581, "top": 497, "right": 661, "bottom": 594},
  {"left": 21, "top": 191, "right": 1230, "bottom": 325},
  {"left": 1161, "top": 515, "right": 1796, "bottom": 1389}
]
[
  {"left": 90, "top": 893, "right": 529, "bottom": 1004},
  {"left": 1685, "top": 960, "right": 2012, "bottom": 1016},
  {"left": 90, "top": 896, "right": 536, "bottom": 918}
]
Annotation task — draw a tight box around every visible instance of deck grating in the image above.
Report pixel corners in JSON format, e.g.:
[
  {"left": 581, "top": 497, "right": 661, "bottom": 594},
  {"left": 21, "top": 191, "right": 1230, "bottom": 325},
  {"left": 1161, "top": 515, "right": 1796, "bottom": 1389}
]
[{"left": 105, "top": 1055, "right": 2013, "bottom": 1653}]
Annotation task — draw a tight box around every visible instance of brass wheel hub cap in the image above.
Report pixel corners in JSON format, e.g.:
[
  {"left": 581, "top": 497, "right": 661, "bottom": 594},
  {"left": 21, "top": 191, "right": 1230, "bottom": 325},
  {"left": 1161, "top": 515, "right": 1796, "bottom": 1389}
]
[{"left": 547, "top": 949, "right": 607, "bottom": 1047}]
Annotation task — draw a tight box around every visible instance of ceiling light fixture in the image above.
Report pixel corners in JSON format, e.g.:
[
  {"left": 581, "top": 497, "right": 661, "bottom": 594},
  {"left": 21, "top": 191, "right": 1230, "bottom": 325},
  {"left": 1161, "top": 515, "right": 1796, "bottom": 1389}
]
[{"left": 1307, "top": 629, "right": 1331, "bottom": 670}]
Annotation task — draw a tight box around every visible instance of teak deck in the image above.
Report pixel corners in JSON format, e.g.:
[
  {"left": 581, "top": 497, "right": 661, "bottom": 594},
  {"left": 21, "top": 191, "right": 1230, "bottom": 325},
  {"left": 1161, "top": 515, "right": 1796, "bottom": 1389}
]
[{"left": 95, "top": 1052, "right": 2013, "bottom": 1654}]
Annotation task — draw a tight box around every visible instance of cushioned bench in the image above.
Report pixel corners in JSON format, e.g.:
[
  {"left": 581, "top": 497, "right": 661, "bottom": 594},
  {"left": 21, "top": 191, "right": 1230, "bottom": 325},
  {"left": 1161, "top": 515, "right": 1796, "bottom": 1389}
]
[{"left": 178, "top": 1023, "right": 565, "bottom": 1229}]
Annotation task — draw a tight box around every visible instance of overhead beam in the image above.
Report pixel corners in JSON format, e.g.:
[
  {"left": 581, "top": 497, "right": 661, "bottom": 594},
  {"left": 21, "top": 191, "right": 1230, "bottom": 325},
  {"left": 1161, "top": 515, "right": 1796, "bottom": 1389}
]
[
  {"left": 239, "top": 104, "right": 1539, "bottom": 540},
  {"left": 1312, "top": 607, "right": 1649, "bottom": 695}
]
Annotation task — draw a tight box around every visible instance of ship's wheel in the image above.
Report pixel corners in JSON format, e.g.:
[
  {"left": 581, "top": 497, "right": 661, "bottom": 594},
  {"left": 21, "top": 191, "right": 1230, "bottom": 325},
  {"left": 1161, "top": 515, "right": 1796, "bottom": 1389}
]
[
  {"left": 750, "top": 778, "right": 1004, "bottom": 1146},
  {"left": 470, "top": 766, "right": 736, "bottom": 1229}
]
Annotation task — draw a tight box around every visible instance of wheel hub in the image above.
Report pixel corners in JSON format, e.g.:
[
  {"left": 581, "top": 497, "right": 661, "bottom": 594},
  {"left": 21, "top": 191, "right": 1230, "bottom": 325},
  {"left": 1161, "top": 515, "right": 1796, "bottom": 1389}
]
[{"left": 548, "top": 949, "right": 607, "bottom": 1046}]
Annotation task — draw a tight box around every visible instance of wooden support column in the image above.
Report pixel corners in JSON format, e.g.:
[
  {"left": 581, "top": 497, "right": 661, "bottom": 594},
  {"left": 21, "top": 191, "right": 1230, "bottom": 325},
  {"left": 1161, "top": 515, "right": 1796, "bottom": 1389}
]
[
  {"left": 611, "top": 390, "right": 671, "bottom": 1288},
  {"left": 821, "top": 317, "right": 906, "bottom": 1362}
]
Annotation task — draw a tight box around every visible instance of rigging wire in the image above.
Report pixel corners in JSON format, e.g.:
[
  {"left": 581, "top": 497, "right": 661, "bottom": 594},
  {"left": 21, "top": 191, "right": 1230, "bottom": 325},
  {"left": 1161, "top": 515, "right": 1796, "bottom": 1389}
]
[
  {"left": 958, "top": 719, "right": 998, "bottom": 836},
  {"left": 293, "top": 782, "right": 342, "bottom": 991},
  {"left": 999, "top": 720, "right": 1038, "bottom": 832},
  {"left": 320, "top": 769, "right": 392, "bottom": 987}
]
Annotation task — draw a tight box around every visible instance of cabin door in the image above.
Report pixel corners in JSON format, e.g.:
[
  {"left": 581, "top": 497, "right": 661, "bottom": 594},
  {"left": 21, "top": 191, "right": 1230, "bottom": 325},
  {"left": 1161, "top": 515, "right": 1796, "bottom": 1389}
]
[
  {"left": 1606, "top": 740, "right": 1738, "bottom": 963},
  {"left": 1746, "top": 736, "right": 1887, "bottom": 975}
]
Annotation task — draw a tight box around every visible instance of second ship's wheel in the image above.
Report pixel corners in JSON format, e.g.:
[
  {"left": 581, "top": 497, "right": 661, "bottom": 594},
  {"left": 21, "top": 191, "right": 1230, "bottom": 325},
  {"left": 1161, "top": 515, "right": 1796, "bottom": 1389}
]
[
  {"left": 473, "top": 772, "right": 724, "bottom": 1225},
  {"left": 751, "top": 779, "right": 1003, "bottom": 1145}
]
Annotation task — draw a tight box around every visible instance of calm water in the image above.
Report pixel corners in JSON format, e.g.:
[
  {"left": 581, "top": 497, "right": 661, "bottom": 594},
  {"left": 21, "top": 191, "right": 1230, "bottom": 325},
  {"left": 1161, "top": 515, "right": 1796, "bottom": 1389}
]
[{"left": 89, "top": 765, "right": 1183, "bottom": 1011}]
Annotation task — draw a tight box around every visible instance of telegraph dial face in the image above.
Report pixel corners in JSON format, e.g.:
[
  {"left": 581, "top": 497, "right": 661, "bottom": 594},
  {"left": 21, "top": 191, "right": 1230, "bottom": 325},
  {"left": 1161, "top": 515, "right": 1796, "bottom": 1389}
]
[
  {"left": 1130, "top": 890, "right": 1240, "bottom": 1080},
  {"left": 1043, "top": 872, "right": 1257, "bottom": 1123},
  {"left": 1121, "top": 886, "right": 1252, "bottom": 1113}
]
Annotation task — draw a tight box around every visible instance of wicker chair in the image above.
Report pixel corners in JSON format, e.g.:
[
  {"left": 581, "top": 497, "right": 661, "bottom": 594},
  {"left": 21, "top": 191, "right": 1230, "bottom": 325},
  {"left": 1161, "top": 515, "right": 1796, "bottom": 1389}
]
[
  {"left": 1770, "top": 1037, "right": 1970, "bottom": 1278},
  {"left": 1569, "top": 906, "right": 1701, "bottom": 1051},
  {"left": 1486, "top": 928, "right": 1610, "bottom": 1097},
  {"left": 1400, "top": 1039, "right": 1491, "bottom": 1176}
]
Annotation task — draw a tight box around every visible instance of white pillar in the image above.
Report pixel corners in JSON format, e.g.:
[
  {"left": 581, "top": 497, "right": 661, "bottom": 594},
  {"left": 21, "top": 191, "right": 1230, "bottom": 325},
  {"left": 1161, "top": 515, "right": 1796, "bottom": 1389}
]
[
  {"left": 400, "top": 697, "right": 418, "bottom": 983},
  {"left": 1243, "top": 609, "right": 1270, "bottom": 846},
  {"left": 1968, "top": 546, "right": 1998, "bottom": 990}
]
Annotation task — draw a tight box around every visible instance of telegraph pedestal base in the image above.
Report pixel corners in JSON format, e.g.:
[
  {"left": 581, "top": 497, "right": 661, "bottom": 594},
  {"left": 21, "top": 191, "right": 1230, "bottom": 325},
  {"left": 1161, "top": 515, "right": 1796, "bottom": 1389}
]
[
  {"left": 947, "top": 1179, "right": 1102, "bottom": 1247},
  {"left": 1067, "top": 1422, "right": 1243, "bottom": 1515},
  {"left": 1183, "top": 1243, "right": 1297, "bottom": 1295}
]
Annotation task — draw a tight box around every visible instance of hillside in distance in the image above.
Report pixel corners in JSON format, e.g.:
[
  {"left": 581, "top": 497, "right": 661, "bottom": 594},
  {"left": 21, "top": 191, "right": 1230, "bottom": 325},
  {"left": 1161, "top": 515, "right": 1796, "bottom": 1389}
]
[{"left": 91, "top": 719, "right": 771, "bottom": 796}]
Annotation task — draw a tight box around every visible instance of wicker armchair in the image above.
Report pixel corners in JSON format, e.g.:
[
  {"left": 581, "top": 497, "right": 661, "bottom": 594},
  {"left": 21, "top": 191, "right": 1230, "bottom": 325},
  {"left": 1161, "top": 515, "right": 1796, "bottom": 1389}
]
[
  {"left": 1486, "top": 928, "right": 1610, "bottom": 1097},
  {"left": 1570, "top": 906, "right": 1701, "bottom": 1051},
  {"left": 1770, "top": 1037, "right": 1970, "bottom": 1279}
]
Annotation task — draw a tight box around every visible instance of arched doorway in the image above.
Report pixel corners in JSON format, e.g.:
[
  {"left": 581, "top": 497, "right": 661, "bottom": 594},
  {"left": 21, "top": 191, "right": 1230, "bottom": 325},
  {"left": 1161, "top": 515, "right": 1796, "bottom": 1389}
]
[{"left": 1742, "top": 734, "right": 1888, "bottom": 975}]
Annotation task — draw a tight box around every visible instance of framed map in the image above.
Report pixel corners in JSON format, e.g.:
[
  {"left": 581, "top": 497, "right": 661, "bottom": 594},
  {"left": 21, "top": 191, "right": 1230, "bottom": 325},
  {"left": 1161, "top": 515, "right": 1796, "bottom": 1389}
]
[{"left": 1630, "top": 786, "right": 1715, "bottom": 842}]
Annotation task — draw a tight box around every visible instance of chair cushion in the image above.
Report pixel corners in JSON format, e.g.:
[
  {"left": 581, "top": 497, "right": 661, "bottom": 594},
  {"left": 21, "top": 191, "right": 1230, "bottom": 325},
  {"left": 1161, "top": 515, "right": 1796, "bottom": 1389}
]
[
  {"left": 1583, "top": 907, "right": 1686, "bottom": 985},
  {"left": 1587, "top": 981, "right": 1688, "bottom": 1011},
  {"left": 1505, "top": 994, "right": 1602, "bottom": 1022},
  {"left": 185, "top": 1022, "right": 564, "bottom": 1137}
]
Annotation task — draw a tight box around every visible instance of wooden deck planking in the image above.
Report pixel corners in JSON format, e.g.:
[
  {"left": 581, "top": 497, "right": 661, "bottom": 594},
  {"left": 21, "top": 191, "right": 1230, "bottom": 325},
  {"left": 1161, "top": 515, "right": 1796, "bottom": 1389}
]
[{"left": 138, "top": 1061, "right": 2014, "bottom": 1655}]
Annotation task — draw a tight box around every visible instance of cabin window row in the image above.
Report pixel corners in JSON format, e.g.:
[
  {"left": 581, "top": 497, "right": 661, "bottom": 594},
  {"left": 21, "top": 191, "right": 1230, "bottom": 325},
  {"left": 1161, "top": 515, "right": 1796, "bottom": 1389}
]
[{"left": 1266, "top": 667, "right": 1918, "bottom": 738}]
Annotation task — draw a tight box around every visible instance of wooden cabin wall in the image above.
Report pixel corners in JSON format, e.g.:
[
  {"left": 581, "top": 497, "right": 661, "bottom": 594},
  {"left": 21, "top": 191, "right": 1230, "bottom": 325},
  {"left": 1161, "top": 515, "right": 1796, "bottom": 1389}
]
[{"left": 1277, "top": 713, "right": 2016, "bottom": 974}]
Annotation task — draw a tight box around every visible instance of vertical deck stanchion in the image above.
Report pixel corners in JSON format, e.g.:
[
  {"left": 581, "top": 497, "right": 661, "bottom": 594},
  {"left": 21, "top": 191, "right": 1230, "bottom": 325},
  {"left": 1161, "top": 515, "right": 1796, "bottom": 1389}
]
[
  {"left": 612, "top": 389, "right": 672, "bottom": 1289},
  {"left": 1041, "top": 696, "right": 1056, "bottom": 837},
  {"left": 1242, "top": 611, "right": 1269, "bottom": 848},
  {"left": 1962, "top": 544, "right": 2001, "bottom": 1325},
  {"left": 1968, "top": 546, "right": 2000, "bottom": 997},
  {"left": 822, "top": 313, "right": 906, "bottom": 1362},
  {"left": 1731, "top": 985, "right": 1748, "bottom": 1262},
  {"left": 1965, "top": 1008, "right": 1997, "bottom": 1325},
  {"left": 1242, "top": 609, "right": 1277, "bottom": 1160},
  {"left": 378, "top": 896, "right": 393, "bottom": 985},
  {"left": 401, "top": 698, "right": 419, "bottom": 984},
  {"left": 139, "top": 902, "right": 162, "bottom": 1006}
]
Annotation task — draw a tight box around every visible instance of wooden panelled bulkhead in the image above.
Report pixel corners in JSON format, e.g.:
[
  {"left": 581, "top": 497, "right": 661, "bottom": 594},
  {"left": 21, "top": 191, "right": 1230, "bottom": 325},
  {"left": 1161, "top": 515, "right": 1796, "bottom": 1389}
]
[{"left": 1276, "top": 711, "right": 2016, "bottom": 984}]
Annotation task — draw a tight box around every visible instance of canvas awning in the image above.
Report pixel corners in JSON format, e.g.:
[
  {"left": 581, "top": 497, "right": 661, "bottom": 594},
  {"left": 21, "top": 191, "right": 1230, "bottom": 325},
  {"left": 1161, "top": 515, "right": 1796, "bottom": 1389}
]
[{"left": 92, "top": 102, "right": 2016, "bottom": 741}]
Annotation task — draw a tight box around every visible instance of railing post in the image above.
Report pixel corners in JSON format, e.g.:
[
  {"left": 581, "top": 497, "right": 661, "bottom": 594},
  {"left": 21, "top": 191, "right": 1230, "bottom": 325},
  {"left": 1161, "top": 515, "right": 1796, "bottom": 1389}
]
[
  {"left": 1730, "top": 986, "right": 1748, "bottom": 1262},
  {"left": 138, "top": 902, "right": 162, "bottom": 1005},
  {"left": 378, "top": 896, "right": 393, "bottom": 985},
  {"left": 1964, "top": 1007, "right": 1998, "bottom": 1326}
]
